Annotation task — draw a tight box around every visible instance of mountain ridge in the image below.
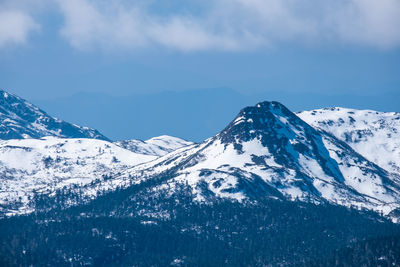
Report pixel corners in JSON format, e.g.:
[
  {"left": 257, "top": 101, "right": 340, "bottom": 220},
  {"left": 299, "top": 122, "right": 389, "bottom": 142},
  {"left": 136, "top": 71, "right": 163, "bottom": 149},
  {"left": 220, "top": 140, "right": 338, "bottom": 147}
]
[{"left": 0, "top": 89, "right": 109, "bottom": 141}]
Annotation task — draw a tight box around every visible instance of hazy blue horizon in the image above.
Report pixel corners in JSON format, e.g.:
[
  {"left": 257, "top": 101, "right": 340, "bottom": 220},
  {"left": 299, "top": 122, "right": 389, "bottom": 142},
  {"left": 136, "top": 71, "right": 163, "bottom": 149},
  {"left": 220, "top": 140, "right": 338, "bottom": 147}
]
[{"left": 14, "top": 87, "right": 398, "bottom": 142}]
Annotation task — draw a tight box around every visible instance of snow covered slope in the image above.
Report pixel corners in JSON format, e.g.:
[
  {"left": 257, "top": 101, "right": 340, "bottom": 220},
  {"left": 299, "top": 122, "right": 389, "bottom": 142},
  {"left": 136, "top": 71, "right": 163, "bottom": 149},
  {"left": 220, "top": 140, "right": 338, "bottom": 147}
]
[
  {"left": 0, "top": 137, "right": 157, "bottom": 216},
  {"left": 297, "top": 108, "right": 400, "bottom": 175},
  {"left": 0, "top": 89, "right": 109, "bottom": 140},
  {"left": 114, "top": 135, "right": 193, "bottom": 156},
  {"left": 119, "top": 102, "right": 400, "bottom": 215}
]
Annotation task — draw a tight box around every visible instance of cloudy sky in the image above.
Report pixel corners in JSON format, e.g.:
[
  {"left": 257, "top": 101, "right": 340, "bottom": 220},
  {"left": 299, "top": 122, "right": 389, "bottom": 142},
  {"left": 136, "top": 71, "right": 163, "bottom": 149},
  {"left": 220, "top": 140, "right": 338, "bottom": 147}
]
[{"left": 0, "top": 1, "right": 399, "bottom": 114}]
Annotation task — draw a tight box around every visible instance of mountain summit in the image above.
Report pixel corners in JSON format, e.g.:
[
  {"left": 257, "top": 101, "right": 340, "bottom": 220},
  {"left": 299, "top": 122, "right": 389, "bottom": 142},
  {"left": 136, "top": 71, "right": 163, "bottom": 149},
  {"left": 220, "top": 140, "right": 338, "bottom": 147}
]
[
  {"left": 0, "top": 89, "right": 109, "bottom": 140},
  {"left": 220, "top": 101, "right": 301, "bottom": 142}
]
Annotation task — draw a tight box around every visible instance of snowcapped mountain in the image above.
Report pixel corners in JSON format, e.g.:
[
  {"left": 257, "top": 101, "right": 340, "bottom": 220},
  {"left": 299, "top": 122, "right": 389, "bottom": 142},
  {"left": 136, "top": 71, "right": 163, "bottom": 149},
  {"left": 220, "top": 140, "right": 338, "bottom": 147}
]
[
  {"left": 0, "top": 137, "right": 157, "bottom": 216},
  {"left": 118, "top": 101, "right": 400, "bottom": 215},
  {"left": 114, "top": 135, "right": 193, "bottom": 156},
  {"left": 297, "top": 108, "right": 400, "bottom": 175},
  {"left": 1, "top": 96, "right": 399, "bottom": 220},
  {"left": 0, "top": 89, "right": 109, "bottom": 140}
]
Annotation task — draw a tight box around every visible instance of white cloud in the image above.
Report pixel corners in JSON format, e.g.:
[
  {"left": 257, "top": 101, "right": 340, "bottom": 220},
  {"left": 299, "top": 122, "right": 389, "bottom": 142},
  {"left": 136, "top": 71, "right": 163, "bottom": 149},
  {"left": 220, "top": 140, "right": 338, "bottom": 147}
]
[
  {"left": 332, "top": 0, "right": 400, "bottom": 49},
  {"left": 55, "top": 0, "right": 400, "bottom": 51},
  {"left": 215, "top": 0, "right": 400, "bottom": 49},
  {"left": 56, "top": 0, "right": 242, "bottom": 51},
  {"left": 0, "top": 9, "right": 39, "bottom": 48},
  {"left": 3, "top": 0, "right": 400, "bottom": 51}
]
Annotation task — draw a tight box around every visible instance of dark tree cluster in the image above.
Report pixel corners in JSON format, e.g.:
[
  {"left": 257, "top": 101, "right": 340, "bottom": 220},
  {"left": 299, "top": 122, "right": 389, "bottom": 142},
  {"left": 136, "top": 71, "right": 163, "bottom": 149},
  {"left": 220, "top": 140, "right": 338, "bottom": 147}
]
[{"left": 1, "top": 177, "right": 400, "bottom": 266}]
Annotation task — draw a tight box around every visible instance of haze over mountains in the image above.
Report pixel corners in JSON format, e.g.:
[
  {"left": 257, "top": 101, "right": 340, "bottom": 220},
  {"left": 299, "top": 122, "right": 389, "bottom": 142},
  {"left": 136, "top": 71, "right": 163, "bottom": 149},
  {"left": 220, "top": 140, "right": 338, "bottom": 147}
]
[{"left": 32, "top": 88, "right": 400, "bottom": 142}]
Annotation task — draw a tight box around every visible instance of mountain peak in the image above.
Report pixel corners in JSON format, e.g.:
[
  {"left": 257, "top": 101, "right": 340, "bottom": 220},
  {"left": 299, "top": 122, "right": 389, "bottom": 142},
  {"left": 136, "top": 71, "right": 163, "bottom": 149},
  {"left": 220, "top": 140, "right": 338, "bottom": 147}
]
[
  {"left": 219, "top": 101, "right": 309, "bottom": 144},
  {"left": 240, "top": 101, "right": 292, "bottom": 117}
]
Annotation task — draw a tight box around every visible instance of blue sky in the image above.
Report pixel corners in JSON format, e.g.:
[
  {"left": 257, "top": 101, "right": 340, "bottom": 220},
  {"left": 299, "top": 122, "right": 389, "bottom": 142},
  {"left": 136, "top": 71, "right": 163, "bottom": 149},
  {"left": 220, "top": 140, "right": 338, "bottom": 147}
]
[{"left": 0, "top": 0, "right": 399, "bottom": 140}]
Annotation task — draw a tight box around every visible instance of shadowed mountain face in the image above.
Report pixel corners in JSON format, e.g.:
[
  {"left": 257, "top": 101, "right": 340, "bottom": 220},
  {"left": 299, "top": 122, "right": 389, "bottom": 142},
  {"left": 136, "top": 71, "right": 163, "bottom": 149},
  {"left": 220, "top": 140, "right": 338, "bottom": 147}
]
[{"left": 0, "top": 90, "right": 109, "bottom": 141}]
